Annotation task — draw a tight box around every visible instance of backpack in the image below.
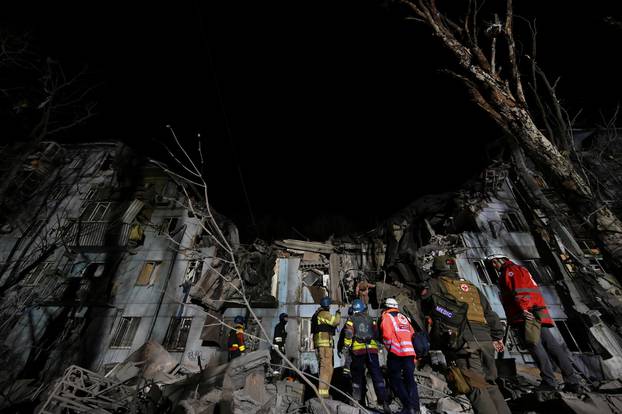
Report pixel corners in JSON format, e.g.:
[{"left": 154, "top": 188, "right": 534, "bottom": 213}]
[
  {"left": 428, "top": 293, "right": 468, "bottom": 353},
  {"left": 311, "top": 310, "right": 319, "bottom": 335},
  {"left": 351, "top": 313, "right": 374, "bottom": 343}
]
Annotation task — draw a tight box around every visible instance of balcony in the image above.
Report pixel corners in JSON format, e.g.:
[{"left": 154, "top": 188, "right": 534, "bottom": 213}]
[{"left": 64, "top": 220, "right": 130, "bottom": 249}]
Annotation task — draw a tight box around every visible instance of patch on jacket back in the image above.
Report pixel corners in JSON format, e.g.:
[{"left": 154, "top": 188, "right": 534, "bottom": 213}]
[{"left": 435, "top": 305, "right": 454, "bottom": 318}]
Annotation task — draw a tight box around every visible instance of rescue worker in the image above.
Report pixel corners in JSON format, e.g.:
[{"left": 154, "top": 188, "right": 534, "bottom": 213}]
[
  {"left": 311, "top": 296, "right": 341, "bottom": 398},
  {"left": 227, "top": 315, "right": 246, "bottom": 361},
  {"left": 422, "top": 256, "right": 510, "bottom": 414},
  {"left": 343, "top": 299, "right": 391, "bottom": 414},
  {"left": 271, "top": 312, "right": 288, "bottom": 375},
  {"left": 489, "top": 255, "right": 584, "bottom": 392},
  {"left": 337, "top": 306, "right": 354, "bottom": 376},
  {"left": 379, "top": 297, "right": 421, "bottom": 414},
  {"left": 355, "top": 277, "right": 376, "bottom": 306}
]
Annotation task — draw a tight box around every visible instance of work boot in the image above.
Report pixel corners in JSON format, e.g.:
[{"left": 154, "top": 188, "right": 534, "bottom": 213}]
[
  {"left": 562, "top": 382, "right": 588, "bottom": 393},
  {"left": 535, "top": 382, "right": 558, "bottom": 392}
]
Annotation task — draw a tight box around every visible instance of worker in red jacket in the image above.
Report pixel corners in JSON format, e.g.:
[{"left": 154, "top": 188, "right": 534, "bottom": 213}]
[{"left": 489, "top": 255, "right": 584, "bottom": 392}]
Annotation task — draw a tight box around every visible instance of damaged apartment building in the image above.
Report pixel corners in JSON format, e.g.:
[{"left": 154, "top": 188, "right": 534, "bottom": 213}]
[{"left": 2, "top": 139, "right": 622, "bottom": 413}]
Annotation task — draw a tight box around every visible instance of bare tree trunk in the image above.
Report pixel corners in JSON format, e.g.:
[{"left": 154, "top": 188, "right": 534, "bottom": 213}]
[{"left": 400, "top": 0, "right": 622, "bottom": 265}]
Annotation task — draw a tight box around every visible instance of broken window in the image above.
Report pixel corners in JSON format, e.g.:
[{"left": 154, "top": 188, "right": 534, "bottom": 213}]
[
  {"left": 501, "top": 212, "right": 525, "bottom": 232},
  {"left": 163, "top": 317, "right": 192, "bottom": 351},
  {"left": 555, "top": 319, "right": 594, "bottom": 354},
  {"left": 135, "top": 261, "right": 159, "bottom": 286},
  {"left": 159, "top": 217, "right": 180, "bottom": 237},
  {"left": 184, "top": 259, "right": 203, "bottom": 284},
  {"left": 484, "top": 260, "right": 500, "bottom": 285},
  {"left": 81, "top": 202, "right": 111, "bottom": 222},
  {"left": 473, "top": 261, "right": 492, "bottom": 285},
  {"left": 110, "top": 317, "right": 141, "bottom": 349},
  {"left": 522, "top": 259, "right": 554, "bottom": 284},
  {"left": 22, "top": 262, "right": 53, "bottom": 286}
]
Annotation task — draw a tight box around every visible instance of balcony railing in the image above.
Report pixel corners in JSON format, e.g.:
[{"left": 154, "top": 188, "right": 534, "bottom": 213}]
[{"left": 64, "top": 220, "right": 130, "bottom": 248}]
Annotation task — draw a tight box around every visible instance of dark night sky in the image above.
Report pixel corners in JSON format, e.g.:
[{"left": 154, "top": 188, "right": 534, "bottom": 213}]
[{"left": 4, "top": 1, "right": 622, "bottom": 241}]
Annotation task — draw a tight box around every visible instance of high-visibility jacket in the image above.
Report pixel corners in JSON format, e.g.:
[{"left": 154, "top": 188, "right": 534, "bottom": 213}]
[
  {"left": 343, "top": 313, "right": 380, "bottom": 355},
  {"left": 498, "top": 260, "right": 554, "bottom": 326},
  {"left": 227, "top": 324, "right": 246, "bottom": 353},
  {"left": 379, "top": 308, "right": 416, "bottom": 357},
  {"left": 312, "top": 309, "right": 340, "bottom": 348}
]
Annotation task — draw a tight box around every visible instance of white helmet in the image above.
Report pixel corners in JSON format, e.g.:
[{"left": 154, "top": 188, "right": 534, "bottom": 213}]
[
  {"left": 486, "top": 254, "right": 508, "bottom": 261},
  {"left": 384, "top": 298, "right": 399, "bottom": 308}
]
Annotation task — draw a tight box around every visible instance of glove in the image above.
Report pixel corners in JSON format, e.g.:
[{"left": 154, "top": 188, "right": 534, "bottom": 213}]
[{"left": 272, "top": 344, "right": 279, "bottom": 351}]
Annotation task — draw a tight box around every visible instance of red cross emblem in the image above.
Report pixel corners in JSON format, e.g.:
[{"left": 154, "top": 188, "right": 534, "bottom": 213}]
[{"left": 460, "top": 283, "right": 469, "bottom": 292}]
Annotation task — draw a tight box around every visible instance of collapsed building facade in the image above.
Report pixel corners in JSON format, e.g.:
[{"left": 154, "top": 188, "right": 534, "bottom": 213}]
[{"left": 1, "top": 139, "right": 622, "bottom": 413}]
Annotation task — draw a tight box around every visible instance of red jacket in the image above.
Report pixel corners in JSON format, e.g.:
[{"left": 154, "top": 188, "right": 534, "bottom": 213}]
[
  {"left": 498, "top": 260, "right": 554, "bottom": 326},
  {"left": 380, "top": 308, "right": 416, "bottom": 357}
]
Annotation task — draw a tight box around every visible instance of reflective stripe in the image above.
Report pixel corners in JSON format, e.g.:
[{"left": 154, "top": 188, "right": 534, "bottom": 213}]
[
  {"left": 239, "top": 345, "right": 246, "bottom": 352},
  {"left": 385, "top": 313, "right": 416, "bottom": 356},
  {"left": 514, "top": 288, "right": 540, "bottom": 293}
]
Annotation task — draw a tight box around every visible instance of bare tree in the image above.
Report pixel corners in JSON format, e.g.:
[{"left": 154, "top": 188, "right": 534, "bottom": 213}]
[
  {"left": 397, "top": 0, "right": 622, "bottom": 265},
  {"left": 0, "top": 31, "right": 98, "bottom": 212},
  {"left": 150, "top": 127, "right": 379, "bottom": 413}
]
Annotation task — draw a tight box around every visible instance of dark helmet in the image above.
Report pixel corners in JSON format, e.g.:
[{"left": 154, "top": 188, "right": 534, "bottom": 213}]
[
  {"left": 234, "top": 315, "right": 245, "bottom": 325},
  {"left": 432, "top": 255, "right": 458, "bottom": 274},
  {"left": 279, "top": 312, "right": 288, "bottom": 322},
  {"left": 320, "top": 296, "right": 331, "bottom": 308},
  {"left": 351, "top": 299, "right": 366, "bottom": 313},
  {"left": 348, "top": 306, "right": 354, "bottom": 316}
]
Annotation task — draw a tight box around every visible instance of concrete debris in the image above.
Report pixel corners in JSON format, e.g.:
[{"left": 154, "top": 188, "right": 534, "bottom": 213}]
[
  {"left": 105, "top": 340, "right": 180, "bottom": 384},
  {"left": 37, "top": 365, "right": 137, "bottom": 414},
  {"left": 306, "top": 397, "right": 362, "bottom": 414},
  {"left": 435, "top": 395, "right": 474, "bottom": 414}
]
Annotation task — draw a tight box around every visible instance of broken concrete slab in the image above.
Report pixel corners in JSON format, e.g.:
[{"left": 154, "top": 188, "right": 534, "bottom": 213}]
[
  {"left": 105, "top": 340, "right": 179, "bottom": 384},
  {"left": 435, "top": 395, "right": 474, "bottom": 414},
  {"left": 306, "top": 398, "right": 362, "bottom": 414}
]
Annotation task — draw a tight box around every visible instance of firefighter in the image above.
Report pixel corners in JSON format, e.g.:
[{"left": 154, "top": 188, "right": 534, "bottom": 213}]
[
  {"left": 337, "top": 306, "right": 354, "bottom": 376},
  {"left": 227, "top": 315, "right": 246, "bottom": 361},
  {"left": 379, "top": 297, "right": 421, "bottom": 414},
  {"left": 271, "top": 312, "right": 288, "bottom": 375},
  {"left": 343, "top": 299, "right": 391, "bottom": 414},
  {"left": 489, "top": 255, "right": 584, "bottom": 392},
  {"left": 311, "top": 296, "right": 341, "bottom": 398},
  {"left": 422, "top": 256, "right": 510, "bottom": 414}
]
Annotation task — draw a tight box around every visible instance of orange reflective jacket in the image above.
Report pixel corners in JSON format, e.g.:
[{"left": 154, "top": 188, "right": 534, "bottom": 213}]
[{"left": 380, "top": 308, "right": 416, "bottom": 357}]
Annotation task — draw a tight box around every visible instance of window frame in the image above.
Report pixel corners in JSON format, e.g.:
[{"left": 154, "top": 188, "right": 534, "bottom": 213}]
[
  {"left": 501, "top": 212, "right": 525, "bottom": 233},
  {"left": 184, "top": 259, "right": 203, "bottom": 284},
  {"left": 163, "top": 316, "right": 193, "bottom": 352},
  {"left": 22, "top": 262, "right": 53, "bottom": 286},
  {"left": 110, "top": 316, "right": 141, "bottom": 349},
  {"left": 158, "top": 216, "right": 180, "bottom": 237},
  {"left": 135, "top": 261, "right": 159, "bottom": 286}
]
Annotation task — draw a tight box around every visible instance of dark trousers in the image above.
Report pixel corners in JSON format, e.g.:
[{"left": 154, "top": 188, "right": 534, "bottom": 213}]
[
  {"left": 455, "top": 342, "right": 511, "bottom": 414},
  {"left": 387, "top": 353, "right": 420, "bottom": 410},
  {"left": 350, "top": 352, "right": 388, "bottom": 404},
  {"left": 520, "top": 325, "right": 581, "bottom": 386}
]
